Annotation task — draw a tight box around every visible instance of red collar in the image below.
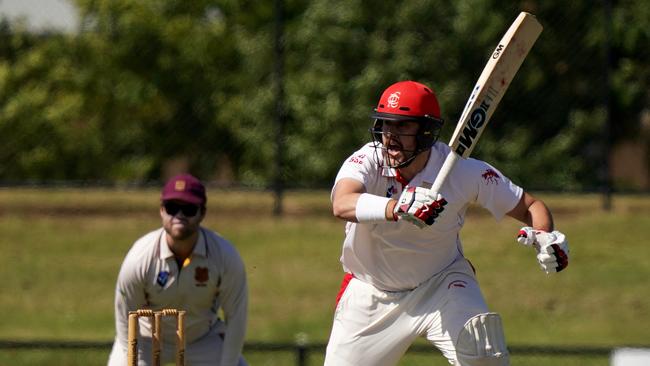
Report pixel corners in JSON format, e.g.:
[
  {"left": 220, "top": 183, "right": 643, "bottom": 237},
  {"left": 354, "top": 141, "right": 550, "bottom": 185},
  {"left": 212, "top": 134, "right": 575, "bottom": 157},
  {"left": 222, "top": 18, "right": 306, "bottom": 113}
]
[{"left": 394, "top": 169, "right": 409, "bottom": 188}]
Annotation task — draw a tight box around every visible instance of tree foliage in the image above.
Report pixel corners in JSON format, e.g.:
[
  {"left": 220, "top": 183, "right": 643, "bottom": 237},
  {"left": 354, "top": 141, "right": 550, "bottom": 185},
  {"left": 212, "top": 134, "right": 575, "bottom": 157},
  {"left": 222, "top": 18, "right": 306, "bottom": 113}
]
[{"left": 0, "top": 0, "right": 647, "bottom": 190}]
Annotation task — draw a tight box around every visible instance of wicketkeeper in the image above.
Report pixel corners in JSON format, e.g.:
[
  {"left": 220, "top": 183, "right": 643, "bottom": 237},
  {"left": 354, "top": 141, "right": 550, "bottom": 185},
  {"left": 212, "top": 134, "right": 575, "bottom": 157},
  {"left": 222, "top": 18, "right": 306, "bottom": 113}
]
[
  {"left": 325, "top": 81, "right": 569, "bottom": 366},
  {"left": 108, "top": 174, "right": 248, "bottom": 366}
]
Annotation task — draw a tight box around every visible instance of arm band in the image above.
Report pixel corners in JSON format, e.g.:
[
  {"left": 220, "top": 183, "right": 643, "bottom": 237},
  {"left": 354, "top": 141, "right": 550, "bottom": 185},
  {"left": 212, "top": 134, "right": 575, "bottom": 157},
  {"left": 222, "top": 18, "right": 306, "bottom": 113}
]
[{"left": 355, "top": 193, "right": 392, "bottom": 222}]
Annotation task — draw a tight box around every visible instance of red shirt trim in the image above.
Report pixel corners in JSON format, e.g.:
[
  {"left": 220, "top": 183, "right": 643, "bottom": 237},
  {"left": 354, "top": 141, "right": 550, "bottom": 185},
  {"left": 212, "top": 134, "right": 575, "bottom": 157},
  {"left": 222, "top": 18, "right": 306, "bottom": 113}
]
[{"left": 394, "top": 169, "right": 409, "bottom": 188}]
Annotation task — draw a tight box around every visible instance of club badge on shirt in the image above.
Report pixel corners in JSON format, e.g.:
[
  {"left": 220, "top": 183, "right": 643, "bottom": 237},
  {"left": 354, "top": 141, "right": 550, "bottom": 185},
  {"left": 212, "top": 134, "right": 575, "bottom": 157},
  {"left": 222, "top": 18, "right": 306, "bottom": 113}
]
[
  {"left": 157, "top": 271, "right": 170, "bottom": 287},
  {"left": 347, "top": 154, "right": 366, "bottom": 165},
  {"left": 481, "top": 169, "right": 500, "bottom": 185},
  {"left": 195, "top": 267, "right": 209, "bottom": 287},
  {"left": 386, "top": 185, "right": 397, "bottom": 198}
]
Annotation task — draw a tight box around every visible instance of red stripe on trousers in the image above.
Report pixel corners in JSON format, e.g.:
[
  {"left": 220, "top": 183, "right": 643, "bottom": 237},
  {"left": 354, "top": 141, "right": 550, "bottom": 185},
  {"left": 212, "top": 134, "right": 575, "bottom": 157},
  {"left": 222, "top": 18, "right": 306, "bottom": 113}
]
[{"left": 335, "top": 273, "right": 354, "bottom": 307}]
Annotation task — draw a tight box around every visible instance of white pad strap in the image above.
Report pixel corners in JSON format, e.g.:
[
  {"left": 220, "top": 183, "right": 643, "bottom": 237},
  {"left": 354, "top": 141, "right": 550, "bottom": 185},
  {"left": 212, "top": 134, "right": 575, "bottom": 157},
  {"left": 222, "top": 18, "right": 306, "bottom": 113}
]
[
  {"left": 355, "top": 193, "right": 392, "bottom": 222},
  {"left": 455, "top": 312, "right": 509, "bottom": 366}
]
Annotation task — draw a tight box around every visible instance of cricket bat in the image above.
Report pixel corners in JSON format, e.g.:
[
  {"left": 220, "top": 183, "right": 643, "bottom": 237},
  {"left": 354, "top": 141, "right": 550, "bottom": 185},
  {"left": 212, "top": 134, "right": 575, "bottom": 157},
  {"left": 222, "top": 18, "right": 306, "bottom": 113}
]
[{"left": 429, "top": 12, "right": 543, "bottom": 193}]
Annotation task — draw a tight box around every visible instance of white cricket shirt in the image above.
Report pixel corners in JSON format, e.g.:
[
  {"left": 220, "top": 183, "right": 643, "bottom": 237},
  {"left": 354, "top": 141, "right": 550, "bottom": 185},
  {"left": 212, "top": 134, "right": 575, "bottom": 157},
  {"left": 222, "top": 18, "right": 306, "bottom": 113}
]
[
  {"left": 333, "top": 142, "right": 523, "bottom": 291},
  {"left": 112, "top": 227, "right": 247, "bottom": 366}
]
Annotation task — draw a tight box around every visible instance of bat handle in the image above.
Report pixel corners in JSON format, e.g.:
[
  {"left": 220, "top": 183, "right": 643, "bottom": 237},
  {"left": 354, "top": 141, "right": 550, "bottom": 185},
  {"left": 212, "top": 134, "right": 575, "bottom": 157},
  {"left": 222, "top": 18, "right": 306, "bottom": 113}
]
[{"left": 430, "top": 151, "right": 461, "bottom": 193}]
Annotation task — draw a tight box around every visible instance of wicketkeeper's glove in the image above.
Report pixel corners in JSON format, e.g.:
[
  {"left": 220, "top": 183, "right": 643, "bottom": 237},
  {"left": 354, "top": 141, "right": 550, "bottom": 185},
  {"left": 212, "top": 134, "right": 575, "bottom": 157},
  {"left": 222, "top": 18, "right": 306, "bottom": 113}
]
[
  {"left": 394, "top": 186, "right": 447, "bottom": 228},
  {"left": 517, "top": 227, "right": 569, "bottom": 274}
]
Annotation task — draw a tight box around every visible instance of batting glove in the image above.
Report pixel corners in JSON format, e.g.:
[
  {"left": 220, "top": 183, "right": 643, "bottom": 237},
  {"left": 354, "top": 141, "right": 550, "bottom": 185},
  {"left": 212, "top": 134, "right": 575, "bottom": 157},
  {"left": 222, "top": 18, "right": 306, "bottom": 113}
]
[
  {"left": 394, "top": 186, "right": 447, "bottom": 228},
  {"left": 517, "top": 227, "right": 569, "bottom": 274}
]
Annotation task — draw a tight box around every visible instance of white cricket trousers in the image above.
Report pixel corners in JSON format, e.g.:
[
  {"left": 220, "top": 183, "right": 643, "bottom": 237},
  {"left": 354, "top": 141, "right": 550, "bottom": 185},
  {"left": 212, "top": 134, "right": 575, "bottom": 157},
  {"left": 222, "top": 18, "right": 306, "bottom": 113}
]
[{"left": 324, "top": 258, "right": 490, "bottom": 366}]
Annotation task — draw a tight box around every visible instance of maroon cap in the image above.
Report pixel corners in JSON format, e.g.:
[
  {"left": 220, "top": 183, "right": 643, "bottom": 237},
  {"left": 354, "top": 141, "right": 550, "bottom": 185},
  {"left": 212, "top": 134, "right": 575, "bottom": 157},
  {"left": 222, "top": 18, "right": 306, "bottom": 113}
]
[{"left": 161, "top": 174, "right": 206, "bottom": 206}]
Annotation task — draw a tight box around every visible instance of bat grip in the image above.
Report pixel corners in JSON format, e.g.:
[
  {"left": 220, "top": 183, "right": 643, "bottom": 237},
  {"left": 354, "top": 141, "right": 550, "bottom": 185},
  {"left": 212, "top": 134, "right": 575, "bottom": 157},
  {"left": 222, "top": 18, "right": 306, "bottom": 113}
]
[{"left": 430, "top": 151, "right": 461, "bottom": 193}]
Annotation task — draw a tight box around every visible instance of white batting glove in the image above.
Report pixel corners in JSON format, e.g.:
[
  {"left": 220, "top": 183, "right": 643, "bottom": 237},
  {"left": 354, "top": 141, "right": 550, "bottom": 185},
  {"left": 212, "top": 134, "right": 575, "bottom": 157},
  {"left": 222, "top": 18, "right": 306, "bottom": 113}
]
[
  {"left": 394, "top": 186, "right": 447, "bottom": 228},
  {"left": 517, "top": 227, "right": 570, "bottom": 274}
]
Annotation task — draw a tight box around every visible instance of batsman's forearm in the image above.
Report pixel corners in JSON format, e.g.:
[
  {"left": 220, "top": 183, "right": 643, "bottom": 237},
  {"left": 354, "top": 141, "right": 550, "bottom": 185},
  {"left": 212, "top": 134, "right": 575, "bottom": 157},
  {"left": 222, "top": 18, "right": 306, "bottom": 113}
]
[
  {"left": 385, "top": 199, "right": 398, "bottom": 221},
  {"left": 332, "top": 193, "right": 363, "bottom": 222},
  {"left": 508, "top": 192, "right": 554, "bottom": 231},
  {"left": 526, "top": 199, "right": 554, "bottom": 232}
]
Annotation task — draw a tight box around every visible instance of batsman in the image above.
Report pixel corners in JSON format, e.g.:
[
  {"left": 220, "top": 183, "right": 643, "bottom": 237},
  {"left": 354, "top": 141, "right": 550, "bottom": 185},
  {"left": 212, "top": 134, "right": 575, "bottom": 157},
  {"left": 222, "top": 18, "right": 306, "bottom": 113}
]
[{"left": 325, "top": 80, "right": 569, "bottom": 365}]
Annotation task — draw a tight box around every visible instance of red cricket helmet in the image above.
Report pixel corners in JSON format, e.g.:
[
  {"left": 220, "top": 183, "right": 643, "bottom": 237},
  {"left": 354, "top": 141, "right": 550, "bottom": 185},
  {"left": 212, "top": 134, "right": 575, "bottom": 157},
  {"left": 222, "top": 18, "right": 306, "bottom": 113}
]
[
  {"left": 370, "top": 81, "right": 444, "bottom": 168},
  {"left": 371, "top": 80, "right": 442, "bottom": 121}
]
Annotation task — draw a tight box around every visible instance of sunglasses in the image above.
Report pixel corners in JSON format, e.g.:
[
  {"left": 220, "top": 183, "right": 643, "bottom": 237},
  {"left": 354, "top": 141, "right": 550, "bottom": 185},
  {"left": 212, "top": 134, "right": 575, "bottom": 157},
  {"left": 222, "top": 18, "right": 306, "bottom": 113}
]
[{"left": 163, "top": 202, "right": 201, "bottom": 217}]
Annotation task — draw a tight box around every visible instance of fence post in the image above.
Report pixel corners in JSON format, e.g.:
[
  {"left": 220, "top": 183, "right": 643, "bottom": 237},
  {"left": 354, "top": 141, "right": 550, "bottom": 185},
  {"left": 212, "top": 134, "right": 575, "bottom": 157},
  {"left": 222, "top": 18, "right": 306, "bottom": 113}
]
[
  {"left": 272, "top": 0, "right": 286, "bottom": 216},
  {"left": 601, "top": 0, "right": 613, "bottom": 211},
  {"left": 295, "top": 332, "right": 309, "bottom": 366}
]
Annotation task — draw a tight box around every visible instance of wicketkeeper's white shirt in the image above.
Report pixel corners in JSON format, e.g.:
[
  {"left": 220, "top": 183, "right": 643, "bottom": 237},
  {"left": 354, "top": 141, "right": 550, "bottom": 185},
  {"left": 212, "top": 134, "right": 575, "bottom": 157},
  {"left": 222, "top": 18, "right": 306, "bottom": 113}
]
[
  {"left": 333, "top": 142, "right": 523, "bottom": 291},
  {"left": 108, "top": 227, "right": 247, "bottom": 366}
]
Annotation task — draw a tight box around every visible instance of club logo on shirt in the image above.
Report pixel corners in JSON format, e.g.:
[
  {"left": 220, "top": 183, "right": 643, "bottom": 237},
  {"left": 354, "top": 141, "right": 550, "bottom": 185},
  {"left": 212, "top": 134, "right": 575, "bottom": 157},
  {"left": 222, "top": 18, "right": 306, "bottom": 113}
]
[
  {"left": 481, "top": 169, "right": 500, "bottom": 185},
  {"left": 195, "top": 267, "right": 209, "bottom": 287},
  {"left": 157, "top": 271, "right": 170, "bottom": 287},
  {"left": 347, "top": 154, "right": 366, "bottom": 165},
  {"left": 447, "top": 280, "right": 468, "bottom": 289},
  {"left": 386, "top": 185, "right": 397, "bottom": 198}
]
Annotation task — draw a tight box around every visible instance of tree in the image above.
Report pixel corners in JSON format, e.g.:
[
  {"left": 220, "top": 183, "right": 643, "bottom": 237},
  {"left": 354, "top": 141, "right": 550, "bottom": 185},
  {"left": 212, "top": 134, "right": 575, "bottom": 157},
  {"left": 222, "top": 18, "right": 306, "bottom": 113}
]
[{"left": 0, "top": 0, "right": 647, "bottom": 190}]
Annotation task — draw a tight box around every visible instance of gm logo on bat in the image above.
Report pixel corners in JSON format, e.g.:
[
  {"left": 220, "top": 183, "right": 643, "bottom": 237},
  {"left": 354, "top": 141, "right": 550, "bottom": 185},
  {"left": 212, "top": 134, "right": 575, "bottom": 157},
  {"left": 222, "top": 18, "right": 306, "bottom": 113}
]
[{"left": 492, "top": 44, "right": 504, "bottom": 59}]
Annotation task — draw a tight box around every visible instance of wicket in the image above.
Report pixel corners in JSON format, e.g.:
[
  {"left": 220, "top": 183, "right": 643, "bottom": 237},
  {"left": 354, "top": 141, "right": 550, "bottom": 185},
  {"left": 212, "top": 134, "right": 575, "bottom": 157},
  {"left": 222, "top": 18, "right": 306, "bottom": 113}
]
[{"left": 127, "top": 308, "right": 186, "bottom": 366}]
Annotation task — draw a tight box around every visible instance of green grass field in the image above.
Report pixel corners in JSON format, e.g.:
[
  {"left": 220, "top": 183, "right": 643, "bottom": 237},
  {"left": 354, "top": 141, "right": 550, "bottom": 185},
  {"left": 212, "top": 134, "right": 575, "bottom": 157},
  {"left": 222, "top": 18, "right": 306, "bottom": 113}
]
[{"left": 1, "top": 188, "right": 649, "bottom": 365}]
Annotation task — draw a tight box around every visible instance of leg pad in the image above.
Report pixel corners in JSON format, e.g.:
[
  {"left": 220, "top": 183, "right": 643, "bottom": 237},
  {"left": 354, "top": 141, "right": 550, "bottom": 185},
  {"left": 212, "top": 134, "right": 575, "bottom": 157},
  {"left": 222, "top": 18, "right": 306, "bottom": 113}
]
[{"left": 455, "top": 312, "right": 509, "bottom": 366}]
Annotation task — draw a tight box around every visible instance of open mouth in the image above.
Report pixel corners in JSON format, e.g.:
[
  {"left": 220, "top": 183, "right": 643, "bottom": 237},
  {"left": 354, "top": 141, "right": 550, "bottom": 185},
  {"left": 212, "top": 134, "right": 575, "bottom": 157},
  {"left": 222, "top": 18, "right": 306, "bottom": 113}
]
[
  {"left": 385, "top": 141, "right": 403, "bottom": 154},
  {"left": 384, "top": 145, "right": 404, "bottom": 165}
]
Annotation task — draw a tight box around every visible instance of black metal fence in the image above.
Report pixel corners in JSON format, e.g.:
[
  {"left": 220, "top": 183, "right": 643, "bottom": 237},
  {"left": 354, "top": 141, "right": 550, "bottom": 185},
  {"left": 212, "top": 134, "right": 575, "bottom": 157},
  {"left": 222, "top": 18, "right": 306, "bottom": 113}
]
[{"left": 0, "top": 339, "right": 644, "bottom": 366}]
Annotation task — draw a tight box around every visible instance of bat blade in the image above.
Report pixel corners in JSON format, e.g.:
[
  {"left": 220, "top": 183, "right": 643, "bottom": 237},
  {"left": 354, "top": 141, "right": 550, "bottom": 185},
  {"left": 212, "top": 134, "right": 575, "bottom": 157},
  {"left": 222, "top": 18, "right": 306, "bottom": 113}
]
[{"left": 430, "top": 12, "right": 542, "bottom": 193}]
